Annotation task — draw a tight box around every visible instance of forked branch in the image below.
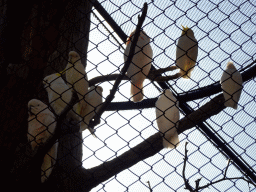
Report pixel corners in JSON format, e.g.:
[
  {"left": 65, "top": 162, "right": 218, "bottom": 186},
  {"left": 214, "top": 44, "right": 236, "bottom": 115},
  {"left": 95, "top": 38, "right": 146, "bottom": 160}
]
[{"left": 88, "top": 3, "right": 148, "bottom": 129}]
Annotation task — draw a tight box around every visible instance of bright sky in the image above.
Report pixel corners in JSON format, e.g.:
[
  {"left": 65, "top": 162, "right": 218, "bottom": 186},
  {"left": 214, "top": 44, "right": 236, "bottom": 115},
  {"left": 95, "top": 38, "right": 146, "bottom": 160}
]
[{"left": 82, "top": 0, "right": 256, "bottom": 191}]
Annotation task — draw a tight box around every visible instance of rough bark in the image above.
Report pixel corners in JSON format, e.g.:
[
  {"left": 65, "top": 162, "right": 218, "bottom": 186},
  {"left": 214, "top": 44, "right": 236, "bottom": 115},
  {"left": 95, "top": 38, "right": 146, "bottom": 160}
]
[{"left": 0, "top": 0, "right": 92, "bottom": 191}]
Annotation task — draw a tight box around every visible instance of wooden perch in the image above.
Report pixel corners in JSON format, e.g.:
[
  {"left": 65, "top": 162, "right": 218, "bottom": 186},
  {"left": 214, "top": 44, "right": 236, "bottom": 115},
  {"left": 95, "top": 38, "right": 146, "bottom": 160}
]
[
  {"left": 88, "top": 66, "right": 180, "bottom": 86},
  {"left": 88, "top": 3, "right": 148, "bottom": 129},
  {"left": 82, "top": 93, "right": 230, "bottom": 190}
]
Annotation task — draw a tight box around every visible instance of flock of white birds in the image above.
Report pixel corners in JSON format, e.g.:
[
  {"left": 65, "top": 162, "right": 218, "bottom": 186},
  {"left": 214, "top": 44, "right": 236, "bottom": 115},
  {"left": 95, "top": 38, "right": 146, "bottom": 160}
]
[{"left": 27, "top": 26, "right": 243, "bottom": 183}]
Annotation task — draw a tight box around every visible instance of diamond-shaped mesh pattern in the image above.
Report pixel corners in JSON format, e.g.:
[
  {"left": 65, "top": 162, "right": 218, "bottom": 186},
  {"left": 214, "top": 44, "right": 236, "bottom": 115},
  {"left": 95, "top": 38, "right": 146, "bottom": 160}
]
[{"left": 4, "top": 0, "right": 256, "bottom": 191}]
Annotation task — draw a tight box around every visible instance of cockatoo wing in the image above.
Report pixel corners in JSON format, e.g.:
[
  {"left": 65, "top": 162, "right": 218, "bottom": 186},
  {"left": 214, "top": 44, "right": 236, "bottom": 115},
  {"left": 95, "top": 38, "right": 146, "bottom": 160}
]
[
  {"left": 41, "top": 140, "right": 58, "bottom": 183},
  {"left": 27, "top": 99, "right": 56, "bottom": 150},
  {"left": 43, "top": 74, "right": 79, "bottom": 121},
  {"left": 221, "top": 62, "right": 243, "bottom": 109},
  {"left": 80, "top": 86, "right": 103, "bottom": 135},
  {"left": 155, "top": 90, "right": 180, "bottom": 148},
  {"left": 176, "top": 26, "right": 198, "bottom": 79},
  {"left": 65, "top": 51, "right": 89, "bottom": 113},
  {"left": 125, "top": 30, "right": 152, "bottom": 102}
]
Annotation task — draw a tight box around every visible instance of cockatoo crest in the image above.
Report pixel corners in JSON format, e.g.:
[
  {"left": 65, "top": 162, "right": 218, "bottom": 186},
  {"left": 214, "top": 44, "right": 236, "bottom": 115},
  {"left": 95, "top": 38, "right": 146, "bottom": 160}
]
[{"left": 181, "top": 25, "right": 190, "bottom": 35}]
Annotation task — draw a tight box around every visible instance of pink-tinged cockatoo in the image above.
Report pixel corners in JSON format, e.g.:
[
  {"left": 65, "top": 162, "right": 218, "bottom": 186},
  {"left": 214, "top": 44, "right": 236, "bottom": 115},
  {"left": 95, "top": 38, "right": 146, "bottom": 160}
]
[
  {"left": 176, "top": 25, "right": 198, "bottom": 79},
  {"left": 155, "top": 89, "right": 180, "bottom": 149},
  {"left": 80, "top": 86, "right": 103, "bottom": 135},
  {"left": 124, "top": 30, "right": 152, "bottom": 102},
  {"left": 43, "top": 73, "right": 79, "bottom": 121},
  {"left": 27, "top": 99, "right": 58, "bottom": 183},
  {"left": 41, "top": 140, "right": 58, "bottom": 183},
  {"left": 62, "top": 51, "right": 89, "bottom": 115},
  {"left": 220, "top": 61, "right": 243, "bottom": 109},
  {"left": 28, "top": 99, "right": 56, "bottom": 150}
]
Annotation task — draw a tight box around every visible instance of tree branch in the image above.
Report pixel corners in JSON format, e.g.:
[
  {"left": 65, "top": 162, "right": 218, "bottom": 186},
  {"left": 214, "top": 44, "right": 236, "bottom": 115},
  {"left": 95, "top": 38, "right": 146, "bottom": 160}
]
[
  {"left": 182, "top": 142, "right": 194, "bottom": 191},
  {"left": 88, "top": 66, "right": 180, "bottom": 86},
  {"left": 81, "top": 93, "right": 228, "bottom": 190},
  {"left": 88, "top": 3, "right": 148, "bottom": 129}
]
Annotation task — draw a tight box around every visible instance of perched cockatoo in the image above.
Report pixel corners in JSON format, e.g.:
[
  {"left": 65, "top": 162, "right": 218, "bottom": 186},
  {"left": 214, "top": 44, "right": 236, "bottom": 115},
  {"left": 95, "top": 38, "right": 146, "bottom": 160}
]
[
  {"left": 155, "top": 90, "right": 180, "bottom": 149},
  {"left": 27, "top": 99, "right": 58, "bottom": 183},
  {"left": 43, "top": 73, "right": 79, "bottom": 120},
  {"left": 62, "top": 51, "right": 89, "bottom": 115},
  {"left": 220, "top": 61, "right": 243, "bottom": 109},
  {"left": 41, "top": 140, "right": 58, "bottom": 183},
  {"left": 28, "top": 99, "right": 56, "bottom": 150},
  {"left": 176, "top": 25, "right": 198, "bottom": 79},
  {"left": 80, "top": 86, "right": 103, "bottom": 134},
  {"left": 124, "top": 30, "right": 152, "bottom": 102}
]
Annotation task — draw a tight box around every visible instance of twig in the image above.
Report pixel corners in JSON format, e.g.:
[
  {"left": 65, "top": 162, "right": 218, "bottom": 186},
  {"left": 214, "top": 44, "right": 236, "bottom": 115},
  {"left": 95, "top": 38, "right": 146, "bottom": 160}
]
[
  {"left": 88, "top": 3, "right": 148, "bottom": 128},
  {"left": 195, "top": 178, "right": 202, "bottom": 191},
  {"left": 146, "top": 181, "right": 152, "bottom": 192},
  {"left": 196, "top": 176, "right": 252, "bottom": 191},
  {"left": 183, "top": 142, "right": 194, "bottom": 191},
  {"left": 182, "top": 144, "right": 254, "bottom": 191},
  {"left": 88, "top": 66, "right": 180, "bottom": 86},
  {"left": 224, "top": 159, "right": 231, "bottom": 178}
]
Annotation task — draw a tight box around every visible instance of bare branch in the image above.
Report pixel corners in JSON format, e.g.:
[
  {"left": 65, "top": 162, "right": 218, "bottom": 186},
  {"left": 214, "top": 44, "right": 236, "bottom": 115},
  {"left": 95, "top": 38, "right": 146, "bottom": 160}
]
[
  {"left": 181, "top": 145, "right": 254, "bottom": 191},
  {"left": 224, "top": 159, "right": 231, "bottom": 179},
  {"left": 88, "top": 66, "right": 180, "bottom": 86},
  {"left": 182, "top": 142, "right": 194, "bottom": 191},
  {"left": 84, "top": 93, "right": 228, "bottom": 189},
  {"left": 88, "top": 3, "right": 148, "bottom": 128},
  {"left": 177, "top": 93, "right": 226, "bottom": 134},
  {"left": 147, "top": 181, "right": 153, "bottom": 192}
]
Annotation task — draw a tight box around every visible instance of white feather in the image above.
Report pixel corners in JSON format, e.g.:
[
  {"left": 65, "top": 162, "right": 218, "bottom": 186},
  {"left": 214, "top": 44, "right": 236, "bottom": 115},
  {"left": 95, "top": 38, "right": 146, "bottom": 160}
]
[
  {"left": 155, "top": 90, "right": 180, "bottom": 148},
  {"left": 221, "top": 62, "right": 243, "bottom": 109},
  {"left": 124, "top": 30, "right": 152, "bottom": 102},
  {"left": 80, "top": 86, "right": 103, "bottom": 135},
  {"left": 41, "top": 140, "right": 58, "bottom": 183},
  {"left": 65, "top": 51, "right": 89, "bottom": 115},
  {"left": 27, "top": 99, "right": 56, "bottom": 150},
  {"left": 43, "top": 73, "right": 79, "bottom": 120},
  {"left": 27, "top": 99, "right": 58, "bottom": 183}
]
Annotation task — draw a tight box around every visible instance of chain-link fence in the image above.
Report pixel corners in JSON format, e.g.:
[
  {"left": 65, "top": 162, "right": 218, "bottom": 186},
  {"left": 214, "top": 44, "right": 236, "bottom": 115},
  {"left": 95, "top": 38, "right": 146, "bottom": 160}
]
[{"left": 4, "top": 0, "right": 256, "bottom": 191}]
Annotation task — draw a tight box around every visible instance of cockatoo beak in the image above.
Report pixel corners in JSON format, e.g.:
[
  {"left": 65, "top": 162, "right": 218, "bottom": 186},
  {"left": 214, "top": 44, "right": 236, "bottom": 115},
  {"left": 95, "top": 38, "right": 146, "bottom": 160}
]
[{"left": 28, "top": 106, "right": 34, "bottom": 116}]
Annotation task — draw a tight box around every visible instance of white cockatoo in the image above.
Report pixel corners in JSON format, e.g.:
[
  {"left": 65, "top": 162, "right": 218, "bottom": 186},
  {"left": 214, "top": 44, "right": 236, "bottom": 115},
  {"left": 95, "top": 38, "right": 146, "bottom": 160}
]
[
  {"left": 28, "top": 99, "right": 56, "bottom": 150},
  {"left": 220, "top": 61, "right": 243, "bottom": 109},
  {"left": 80, "top": 86, "right": 103, "bottom": 134},
  {"left": 27, "top": 99, "right": 58, "bottom": 183},
  {"left": 41, "top": 140, "right": 58, "bottom": 183},
  {"left": 176, "top": 25, "right": 198, "bottom": 79},
  {"left": 155, "top": 89, "right": 180, "bottom": 149},
  {"left": 124, "top": 30, "right": 152, "bottom": 102},
  {"left": 61, "top": 51, "right": 89, "bottom": 115},
  {"left": 43, "top": 73, "right": 79, "bottom": 120}
]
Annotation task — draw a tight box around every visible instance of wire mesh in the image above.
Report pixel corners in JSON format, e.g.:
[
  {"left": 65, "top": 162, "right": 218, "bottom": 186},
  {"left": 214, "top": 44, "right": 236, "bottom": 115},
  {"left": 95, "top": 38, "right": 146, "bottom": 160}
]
[{"left": 5, "top": 0, "right": 256, "bottom": 191}]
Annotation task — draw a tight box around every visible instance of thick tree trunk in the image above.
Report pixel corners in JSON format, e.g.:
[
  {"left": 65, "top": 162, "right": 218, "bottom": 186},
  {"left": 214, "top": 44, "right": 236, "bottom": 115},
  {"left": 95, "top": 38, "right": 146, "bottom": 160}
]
[{"left": 0, "top": 0, "right": 92, "bottom": 191}]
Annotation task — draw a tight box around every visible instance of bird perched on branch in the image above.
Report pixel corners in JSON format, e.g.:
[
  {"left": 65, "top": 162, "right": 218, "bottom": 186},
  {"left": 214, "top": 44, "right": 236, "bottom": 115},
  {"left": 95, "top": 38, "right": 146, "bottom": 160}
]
[
  {"left": 27, "top": 99, "right": 58, "bottom": 183},
  {"left": 221, "top": 61, "right": 243, "bottom": 109},
  {"left": 155, "top": 90, "right": 180, "bottom": 149},
  {"left": 124, "top": 30, "right": 152, "bottom": 102},
  {"left": 80, "top": 86, "right": 103, "bottom": 135},
  {"left": 43, "top": 73, "right": 79, "bottom": 120},
  {"left": 60, "top": 51, "right": 89, "bottom": 116},
  {"left": 176, "top": 25, "right": 198, "bottom": 79},
  {"left": 28, "top": 99, "right": 56, "bottom": 150}
]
